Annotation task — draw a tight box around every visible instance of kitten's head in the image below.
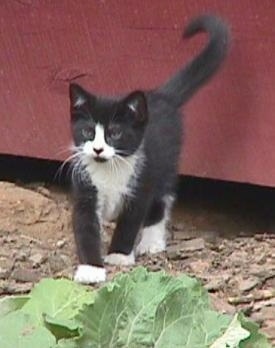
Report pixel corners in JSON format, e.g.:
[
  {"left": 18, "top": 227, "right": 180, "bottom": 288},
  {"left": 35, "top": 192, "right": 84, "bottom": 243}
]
[{"left": 69, "top": 83, "right": 148, "bottom": 164}]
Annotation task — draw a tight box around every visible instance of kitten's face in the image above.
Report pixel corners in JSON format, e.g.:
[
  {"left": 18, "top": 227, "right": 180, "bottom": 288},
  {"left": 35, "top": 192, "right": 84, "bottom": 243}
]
[{"left": 69, "top": 84, "right": 148, "bottom": 163}]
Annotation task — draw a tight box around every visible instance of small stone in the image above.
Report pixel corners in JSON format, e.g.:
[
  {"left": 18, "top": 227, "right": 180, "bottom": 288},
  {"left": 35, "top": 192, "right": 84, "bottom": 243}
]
[
  {"left": 189, "top": 260, "right": 210, "bottom": 274},
  {"left": 0, "top": 258, "right": 14, "bottom": 279},
  {"left": 262, "top": 320, "right": 275, "bottom": 342},
  {"left": 253, "top": 307, "right": 275, "bottom": 321},
  {"left": 178, "top": 238, "right": 205, "bottom": 252},
  {"left": 56, "top": 240, "right": 66, "bottom": 249},
  {"left": 166, "top": 245, "right": 189, "bottom": 260},
  {"left": 171, "top": 222, "right": 185, "bottom": 231},
  {"left": 4, "top": 280, "right": 33, "bottom": 294},
  {"left": 30, "top": 252, "right": 46, "bottom": 267},
  {"left": 15, "top": 248, "right": 30, "bottom": 261},
  {"left": 205, "top": 277, "right": 226, "bottom": 291},
  {"left": 238, "top": 277, "right": 260, "bottom": 292},
  {"left": 253, "top": 298, "right": 275, "bottom": 311},
  {"left": 255, "top": 252, "right": 267, "bottom": 265},
  {"left": 0, "top": 267, "right": 10, "bottom": 279},
  {"left": 210, "top": 294, "right": 236, "bottom": 315},
  {"left": 11, "top": 268, "right": 40, "bottom": 283},
  {"left": 48, "top": 253, "right": 67, "bottom": 273}
]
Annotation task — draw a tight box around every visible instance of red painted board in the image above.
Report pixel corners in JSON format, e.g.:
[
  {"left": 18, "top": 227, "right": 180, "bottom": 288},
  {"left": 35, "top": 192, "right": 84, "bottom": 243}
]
[{"left": 0, "top": 1, "right": 275, "bottom": 187}]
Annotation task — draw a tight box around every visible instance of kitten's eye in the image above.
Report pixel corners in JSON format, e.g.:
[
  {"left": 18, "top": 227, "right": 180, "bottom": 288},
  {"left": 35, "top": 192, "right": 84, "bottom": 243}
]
[
  {"left": 109, "top": 127, "right": 122, "bottom": 140},
  {"left": 82, "top": 127, "right": 95, "bottom": 139}
]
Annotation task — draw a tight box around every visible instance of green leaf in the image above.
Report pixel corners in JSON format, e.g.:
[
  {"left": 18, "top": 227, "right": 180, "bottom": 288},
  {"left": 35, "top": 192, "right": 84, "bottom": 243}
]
[
  {"left": 54, "top": 338, "right": 79, "bottom": 348},
  {"left": 153, "top": 288, "right": 231, "bottom": 347},
  {"left": 44, "top": 314, "right": 81, "bottom": 340},
  {"left": 0, "top": 311, "right": 56, "bottom": 348},
  {"left": 22, "top": 278, "right": 94, "bottom": 323},
  {"left": 0, "top": 269, "right": 271, "bottom": 348},
  {"left": 210, "top": 314, "right": 250, "bottom": 348},
  {"left": 76, "top": 267, "right": 208, "bottom": 348},
  {"left": 0, "top": 295, "right": 29, "bottom": 317},
  {"left": 239, "top": 313, "right": 273, "bottom": 348}
]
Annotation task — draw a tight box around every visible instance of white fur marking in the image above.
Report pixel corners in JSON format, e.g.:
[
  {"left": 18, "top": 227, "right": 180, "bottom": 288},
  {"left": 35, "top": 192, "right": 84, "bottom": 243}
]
[
  {"left": 136, "top": 195, "right": 174, "bottom": 255},
  {"left": 104, "top": 252, "right": 135, "bottom": 266},
  {"left": 83, "top": 140, "right": 94, "bottom": 155},
  {"left": 93, "top": 124, "right": 115, "bottom": 159},
  {"left": 136, "top": 220, "right": 167, "bottom": 255},
  {"left": 85, "top": 145, "right": 144, "bottom": 221},
  {"left": 74, "top": 264, "right": 106, "bottom": 284}
]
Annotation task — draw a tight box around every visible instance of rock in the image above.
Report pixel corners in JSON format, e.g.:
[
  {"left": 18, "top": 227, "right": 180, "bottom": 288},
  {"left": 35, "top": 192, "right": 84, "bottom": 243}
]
[
  {"left": 262, "top": 320, "right": 275, "bottom": 343},
  {"left": 251, "top": 306, "right": 275, "bottom": 323},
  {"left": 253, "top": 298, "right": 275, "bottom": 311},
  {"left": 255, "top": 252, "right": 267, "bottom": 265},
  {"left": 205, "top": 277, "right": 227, "bottom": 291},
  {"left": 11, "top": 268, "right": 40, "bottom": 283},
  {"left": 166, "top": 238, "right": 205, "bottom": 259},
  {"left": 30, "top": 252, "right": 47, "bottom": 267},
  {"left": 0, "top": 182, "right": 71, "bottom": 241},
  {"left": 189, "top": 260, "right": 210, "bottom": 274},
  {"left": 15, "top": 248, "right": 30, "bottom": 261},
  {"left": 56, "top": 240, "right": 66, "bottom": 249},
  {"left": 3, "top": 280, "right": 33, "bottom": 294},
  {"left": 210, "top": 294, "right": 236, "bottom": 315},
  {"left": 48, "top": 253, "right": 67, "bottom": 273},
  {"left": 0, "top": 258, "right": 14, "bottom": 279},
  {"left": 238, "top": 276, "right": 260, "bottom": 292},
  {"left": 178, "top": 238, "right": 205, "bottom": 252},
  {"left": 166, "top": 245, "right": 188, "bottom": 260}
]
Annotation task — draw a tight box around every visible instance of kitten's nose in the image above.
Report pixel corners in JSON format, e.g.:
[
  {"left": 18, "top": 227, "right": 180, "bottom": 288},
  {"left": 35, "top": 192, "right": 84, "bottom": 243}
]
[{"left": 93, "top": 147, "right": 103, "bottom": 155}]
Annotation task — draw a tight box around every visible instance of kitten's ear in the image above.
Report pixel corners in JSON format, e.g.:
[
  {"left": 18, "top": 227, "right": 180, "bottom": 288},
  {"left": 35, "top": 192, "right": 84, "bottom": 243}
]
[
  {"left": 124, "top": 91, "right": 148, "bottom": 124},
  {"left": 69, "top": 83, "right": 89, "bottom": 109}
]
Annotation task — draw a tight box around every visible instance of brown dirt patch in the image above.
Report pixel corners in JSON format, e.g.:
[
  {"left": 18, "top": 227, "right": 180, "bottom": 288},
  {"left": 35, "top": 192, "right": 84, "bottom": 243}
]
[{"left": 0, "top": 181, "right": 274, "bottom": 344}]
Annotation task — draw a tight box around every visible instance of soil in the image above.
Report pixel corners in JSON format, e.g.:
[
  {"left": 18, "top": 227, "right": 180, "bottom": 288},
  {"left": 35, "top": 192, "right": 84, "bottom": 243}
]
[{"left": 0, "top": 181, "right": 274, "bottom": 344}]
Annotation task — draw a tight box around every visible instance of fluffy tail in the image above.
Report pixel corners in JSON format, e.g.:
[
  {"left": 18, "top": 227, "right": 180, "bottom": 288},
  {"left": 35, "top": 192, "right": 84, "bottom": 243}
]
[{"left": 159, "top": 15, "right": 230, "bottom": 108}]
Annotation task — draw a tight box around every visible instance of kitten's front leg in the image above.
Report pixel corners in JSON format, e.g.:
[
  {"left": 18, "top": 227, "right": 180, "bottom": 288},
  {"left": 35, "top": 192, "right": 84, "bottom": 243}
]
[
  {"left": 72, "top": 184, "right": 106, "bottom": 284},
  {"left": 105, "top": 194, "right": 151, "bottom": 266}
]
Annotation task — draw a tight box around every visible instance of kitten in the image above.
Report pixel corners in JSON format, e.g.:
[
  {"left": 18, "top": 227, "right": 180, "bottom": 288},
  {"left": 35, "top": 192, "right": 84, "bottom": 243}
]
[{"left": 69, "top": 15, "right": 229, "bottom": 283}]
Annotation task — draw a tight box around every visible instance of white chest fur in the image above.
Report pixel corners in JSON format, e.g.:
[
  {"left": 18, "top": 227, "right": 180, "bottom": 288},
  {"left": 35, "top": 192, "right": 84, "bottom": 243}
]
[{"left": 86, "top": 153, "right": 142, "bottom": 221}]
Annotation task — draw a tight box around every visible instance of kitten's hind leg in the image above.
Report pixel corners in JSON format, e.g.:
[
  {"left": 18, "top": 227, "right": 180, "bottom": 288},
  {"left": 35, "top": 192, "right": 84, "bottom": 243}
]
[
  {"left": 136, "top": 195, "right": 174, "bottom": 256},
  {"left": 105, "top": 192, "right": 153, "bottom": 265}
]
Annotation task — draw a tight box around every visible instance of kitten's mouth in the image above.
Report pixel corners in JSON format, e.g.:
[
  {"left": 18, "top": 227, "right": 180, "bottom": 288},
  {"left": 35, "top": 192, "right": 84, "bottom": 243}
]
[{"left": 94, "top": 156, "right": 108, "bottom": 163}]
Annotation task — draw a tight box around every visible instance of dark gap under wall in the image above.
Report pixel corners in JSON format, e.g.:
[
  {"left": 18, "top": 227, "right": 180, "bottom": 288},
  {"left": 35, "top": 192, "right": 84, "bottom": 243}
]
[{"left": 0, "top": 155, "right": 70, "bottom": 186}]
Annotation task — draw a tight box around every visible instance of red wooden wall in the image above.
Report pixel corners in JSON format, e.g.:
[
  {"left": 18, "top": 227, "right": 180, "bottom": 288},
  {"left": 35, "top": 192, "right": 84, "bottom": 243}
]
[{"left": 0, "top": 1, "right": 275, "bottom": 186}]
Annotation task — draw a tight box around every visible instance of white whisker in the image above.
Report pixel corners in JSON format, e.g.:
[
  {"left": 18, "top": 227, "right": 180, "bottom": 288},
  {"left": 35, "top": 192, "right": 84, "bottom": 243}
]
[
  {"left": 55, "top": 151, "right": 83, "bottom": 181},
  {"left": 114, "top": 154, "right": 135, "bottom": 172}
]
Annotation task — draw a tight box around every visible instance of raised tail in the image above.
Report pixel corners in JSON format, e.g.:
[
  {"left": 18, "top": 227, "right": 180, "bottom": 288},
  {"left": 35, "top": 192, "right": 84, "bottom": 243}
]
[{"left": 159, "top": 15, "right": 230, "bottom": 108}]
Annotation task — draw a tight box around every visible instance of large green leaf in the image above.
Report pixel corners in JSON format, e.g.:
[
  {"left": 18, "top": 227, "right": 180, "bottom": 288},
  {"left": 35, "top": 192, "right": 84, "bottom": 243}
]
[
  {"left": 22, "top": 278, "right": 94, "bottom": 322},
  {"left": 239, "top": 313, "right": 272, "bottom": 348},
  {"left": 76, "top": 267, "right": 209, "bottom": 347},
  {"left": 0, "top": 311, "right": 56, "bottom": 348},
  {"left": 153, "top": 287, "right": 231, "bottom": 347},
  {"left": 0, "top": 295, "right": 29, "bottom": 317},
  {"left": 210, "top": 314, "right": 250, "bottom": 348},
  {"left": 0, "top": 268, "right": 271, "bottom": 348},
  {"left": 21, "top": 278, "right": 94, "bottom": 340}
]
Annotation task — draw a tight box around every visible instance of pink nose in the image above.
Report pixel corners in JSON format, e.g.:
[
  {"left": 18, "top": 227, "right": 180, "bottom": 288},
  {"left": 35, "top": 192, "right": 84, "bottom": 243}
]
[{"left": 93, "top": 148, "right": 103, "bottom": 155}]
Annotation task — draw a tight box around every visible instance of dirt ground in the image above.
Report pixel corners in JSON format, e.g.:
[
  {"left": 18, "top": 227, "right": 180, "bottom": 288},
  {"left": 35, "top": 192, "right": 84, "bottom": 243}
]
[{"left": 0, "top": 181, "right": 274, "bottom": 344}]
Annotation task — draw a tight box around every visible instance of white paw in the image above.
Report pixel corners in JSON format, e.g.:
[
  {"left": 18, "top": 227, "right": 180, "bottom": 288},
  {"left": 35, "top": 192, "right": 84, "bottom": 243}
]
[
  {"left": 136, "top": 238, "right": 166, "bottom": 256},
  {"left": 104, "top": 252, "right": 135, "bottom": 266},
  {"left": 74, "top": 264, "right": 106, "bottom": 284},
  {"left": 136, "top": 223, "right": 167, "bottom": 256}
]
